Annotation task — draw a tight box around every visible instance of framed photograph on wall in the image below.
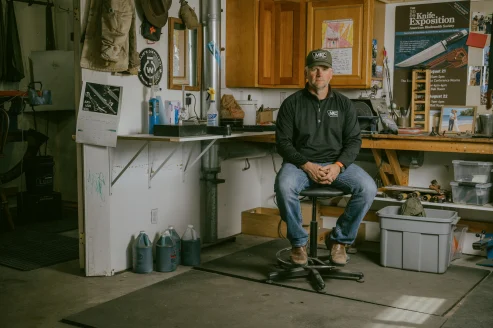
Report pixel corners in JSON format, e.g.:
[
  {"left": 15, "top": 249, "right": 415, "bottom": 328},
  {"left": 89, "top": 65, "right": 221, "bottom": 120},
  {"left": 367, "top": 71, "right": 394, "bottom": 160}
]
[{"left": 439, "top": 106, "right": 477, "bottom": 134}]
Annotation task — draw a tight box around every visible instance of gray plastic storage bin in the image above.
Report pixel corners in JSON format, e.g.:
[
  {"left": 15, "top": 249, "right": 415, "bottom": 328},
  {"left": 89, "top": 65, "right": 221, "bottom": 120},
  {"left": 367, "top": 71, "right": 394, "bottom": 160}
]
[
  {"left": 450, "top": 182, "right": 492, "bottom": 205},
  {"left": 452, "top": 160, "right": 493, "bottom": 183},
  {"left": 377, "top": 206, "right": 458, "bottom": 274}
]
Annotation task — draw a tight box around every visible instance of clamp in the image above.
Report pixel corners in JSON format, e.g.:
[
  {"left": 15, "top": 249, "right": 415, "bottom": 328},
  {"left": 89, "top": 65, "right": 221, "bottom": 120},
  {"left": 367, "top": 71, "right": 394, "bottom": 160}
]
[{"left": 472, "top": 230, "right": 493, "bottom": 267}]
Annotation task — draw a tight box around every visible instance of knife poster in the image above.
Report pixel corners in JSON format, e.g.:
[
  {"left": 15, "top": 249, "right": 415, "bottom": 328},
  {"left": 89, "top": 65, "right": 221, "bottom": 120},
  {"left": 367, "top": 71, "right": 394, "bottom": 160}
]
[
  {"left": 393, "top": 1, "right": 470, "bottom": 110},
  {"left": 76, "top": 81, "right": 123, "bottom": 148}
]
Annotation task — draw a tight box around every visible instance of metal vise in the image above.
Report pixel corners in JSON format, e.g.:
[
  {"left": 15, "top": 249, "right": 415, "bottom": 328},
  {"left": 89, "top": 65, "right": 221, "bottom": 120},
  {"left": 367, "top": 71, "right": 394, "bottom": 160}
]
[{"left": 472, "top": 231, "right": 493, "bottom": 267}]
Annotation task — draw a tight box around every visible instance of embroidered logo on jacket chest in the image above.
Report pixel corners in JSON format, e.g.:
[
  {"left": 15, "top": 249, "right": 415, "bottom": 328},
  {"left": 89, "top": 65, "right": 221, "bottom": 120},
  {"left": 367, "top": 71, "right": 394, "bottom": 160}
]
[{"left": 327, "top": 110, "right": 338, "bottom": 117}]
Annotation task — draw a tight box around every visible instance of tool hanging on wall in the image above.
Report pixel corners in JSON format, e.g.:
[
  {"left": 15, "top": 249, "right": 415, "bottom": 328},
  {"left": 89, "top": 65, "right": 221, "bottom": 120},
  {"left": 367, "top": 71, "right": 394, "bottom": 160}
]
[
  {"left": 45, "top": 1, "right": 55, "bottom": 50},
  {"left": 383, "top": 47, "right": 394, "bottom": 106}
]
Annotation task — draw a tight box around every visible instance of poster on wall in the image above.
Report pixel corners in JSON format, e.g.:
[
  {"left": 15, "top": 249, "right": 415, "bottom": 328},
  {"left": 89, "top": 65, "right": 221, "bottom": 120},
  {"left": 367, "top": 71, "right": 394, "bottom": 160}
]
[
  {"left": 393, "top": 1, "right": 470, "bottom": 110},
  {"left": 76, "top": 82, "right": 123, "bottom": 148},
  {"left": 322, "top": 19, "right": 353, "bottom": 75}
]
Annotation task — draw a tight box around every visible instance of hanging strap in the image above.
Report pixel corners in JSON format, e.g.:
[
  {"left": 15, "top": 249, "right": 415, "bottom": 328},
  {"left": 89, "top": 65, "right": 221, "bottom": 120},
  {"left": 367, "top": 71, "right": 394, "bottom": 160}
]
[
  {"left": 0, "top": 0, "right": 6, "bottom": 81},
  {"left": 46, "top": 1, "right": 55, "bottom": 50},
  {"left": 5, "top": 0, "right": 25, "bottom": 82}
]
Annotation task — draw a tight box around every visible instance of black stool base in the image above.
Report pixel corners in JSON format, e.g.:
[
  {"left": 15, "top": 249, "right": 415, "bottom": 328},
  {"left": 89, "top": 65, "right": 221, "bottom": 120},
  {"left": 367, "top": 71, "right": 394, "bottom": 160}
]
[
  {"left": 269, "top": 186, "right": 364, "bottom": 292},
  {"left": 267, "top": 256, "right": 364, "bottom": 292}
]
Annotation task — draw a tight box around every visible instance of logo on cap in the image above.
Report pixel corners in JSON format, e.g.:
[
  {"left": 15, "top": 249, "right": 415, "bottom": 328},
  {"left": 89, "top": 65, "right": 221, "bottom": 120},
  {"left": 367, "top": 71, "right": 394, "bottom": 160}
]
[{"left": 313, "top": 52, "right": 327, "bottom": 60}]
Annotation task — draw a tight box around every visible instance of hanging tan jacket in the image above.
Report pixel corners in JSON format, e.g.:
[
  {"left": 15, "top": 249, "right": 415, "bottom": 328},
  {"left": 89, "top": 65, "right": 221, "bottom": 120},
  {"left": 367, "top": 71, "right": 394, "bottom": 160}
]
[{"left": 80, "top": 0, "right": 139, "bottom": 74}]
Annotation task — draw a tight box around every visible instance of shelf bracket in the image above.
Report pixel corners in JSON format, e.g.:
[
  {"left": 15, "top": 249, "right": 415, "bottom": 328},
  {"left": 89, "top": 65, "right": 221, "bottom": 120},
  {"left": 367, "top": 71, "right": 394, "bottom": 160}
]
[
  {"left": 111, "top": 141, "right": 149, "bottom": 189},
  {"left": 183, "top": 139, "right": 217, "bottom": 174},
  {"left": 372, "top": 148, "right": 409, "bottom": 186},
  {"left": 149, "top": 143, "right": 183, "bottom": 188}
]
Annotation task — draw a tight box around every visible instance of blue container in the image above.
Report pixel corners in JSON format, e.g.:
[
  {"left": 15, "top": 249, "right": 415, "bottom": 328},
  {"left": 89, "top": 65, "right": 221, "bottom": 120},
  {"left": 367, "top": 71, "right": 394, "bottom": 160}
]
[
  {"left": 156, "top": 231, "right": 177, "bottom": 272},
  {"left": 181, "top": 225, "right": 201, "bottom": 266},
  {"left": 167, "top": 226, "right": 181, "bottom": 265},
  {"left": 133, "top": 231, "right": 153, "bottom": 273},
  {"left": 148, "top": 98, "right": 159, "bottom": 134}
]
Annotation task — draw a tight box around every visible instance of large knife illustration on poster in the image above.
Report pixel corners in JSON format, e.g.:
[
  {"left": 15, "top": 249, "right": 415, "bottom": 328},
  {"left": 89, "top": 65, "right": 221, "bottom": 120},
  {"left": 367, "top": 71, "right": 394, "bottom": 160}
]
[{"left": 396, "top": 30, "right": 468, "bottom": 68}]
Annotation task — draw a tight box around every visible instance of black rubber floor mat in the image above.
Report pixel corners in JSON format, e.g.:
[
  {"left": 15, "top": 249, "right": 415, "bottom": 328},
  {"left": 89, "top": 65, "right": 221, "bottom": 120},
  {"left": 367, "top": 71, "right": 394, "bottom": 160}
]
[
  {"left": 0, "top": 230, "right": 78, "bottom": 271},
  {"left": 197, "top": 238, "right": 489, "bottom": 316},
  {"left": 442, "top": 272, "right": 493, "bottom": 328},
  {"left": 63, "top": 270, "right": 446, "bottom": 328},
  {"left": 27, "top": 218, "right": 78, "bottom": 234}
]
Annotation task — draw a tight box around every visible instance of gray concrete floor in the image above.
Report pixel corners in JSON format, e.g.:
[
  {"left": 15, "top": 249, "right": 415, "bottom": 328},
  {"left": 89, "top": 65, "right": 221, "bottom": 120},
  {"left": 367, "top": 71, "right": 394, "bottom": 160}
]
[{"left": 0, "top": 233, "right": 491, "bottom": 328}]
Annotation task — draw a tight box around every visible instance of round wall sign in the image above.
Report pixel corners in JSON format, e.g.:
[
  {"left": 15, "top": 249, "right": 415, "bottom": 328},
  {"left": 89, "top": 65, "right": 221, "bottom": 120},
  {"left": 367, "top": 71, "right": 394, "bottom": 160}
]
[{"left": 138, "top": 48, "right": 163, "bottom": 87}]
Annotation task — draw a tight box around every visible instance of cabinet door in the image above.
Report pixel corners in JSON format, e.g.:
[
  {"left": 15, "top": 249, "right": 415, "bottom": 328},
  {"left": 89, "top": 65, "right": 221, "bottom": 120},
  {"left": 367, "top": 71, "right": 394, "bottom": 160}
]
[
  {"left": 258, "top": 0, "right": 276, "bottom": 85},
  {"left": 307, "top": 0, "right": 373, "bottom": 88},
  {"left": 275, "top": 1, "right": 306, "bottom": 86}
]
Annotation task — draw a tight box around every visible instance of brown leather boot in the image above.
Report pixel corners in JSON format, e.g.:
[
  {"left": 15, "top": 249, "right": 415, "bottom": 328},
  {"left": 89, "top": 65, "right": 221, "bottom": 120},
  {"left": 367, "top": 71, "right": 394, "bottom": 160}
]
[
  {"left": 290, "top": 244, "right": 308, "bottom": 267},
  {"left": 325, "top": 239, "right": 347, "bottom": 266}
]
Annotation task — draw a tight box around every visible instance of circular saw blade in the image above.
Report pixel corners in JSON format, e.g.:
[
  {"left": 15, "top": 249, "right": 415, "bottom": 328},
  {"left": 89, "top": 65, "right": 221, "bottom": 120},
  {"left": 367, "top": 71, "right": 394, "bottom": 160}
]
[{"left": 353, "top": 101, "right": 373, "bottom": 117}]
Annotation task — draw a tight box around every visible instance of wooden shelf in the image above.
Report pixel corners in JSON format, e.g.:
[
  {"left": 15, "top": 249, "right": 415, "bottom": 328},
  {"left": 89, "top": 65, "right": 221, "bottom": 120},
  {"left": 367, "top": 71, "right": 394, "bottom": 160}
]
[
  {"left": 373, "top": 196, "right": 493, "bottom": 212},
  {"left": 410, "top": 69, "right": 431, "bottom": 132},
  {"left": 117, "top": 131, "right": 275, "bottom": 143}
]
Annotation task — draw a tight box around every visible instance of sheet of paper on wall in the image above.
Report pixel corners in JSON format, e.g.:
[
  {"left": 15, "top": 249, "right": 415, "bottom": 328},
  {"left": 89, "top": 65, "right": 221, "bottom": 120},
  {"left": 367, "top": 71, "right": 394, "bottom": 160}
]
[
  {"left": 30, "top": 50, "right": 75, "bottom": 111},
  {"left": 326, "top": 48, "right": 352, "bottom": 75},
  {"left": 322, "top": 19, "right": 353, "bottom": 75},
  {"left": 76, "top": 82, "right": 123, "bottom": 147}
]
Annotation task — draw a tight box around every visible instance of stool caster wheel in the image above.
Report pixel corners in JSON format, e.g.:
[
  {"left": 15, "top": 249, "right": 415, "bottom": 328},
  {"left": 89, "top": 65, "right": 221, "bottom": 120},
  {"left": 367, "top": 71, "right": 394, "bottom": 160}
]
[
  {"left": 266, "top": 279, "right": 274, "bottom": 284},
  {"left": 357, "top": 274, "right": 365, "bottom": 283},
  {"left": 268, "top": 272, "right": 279, "bottom": 281}
]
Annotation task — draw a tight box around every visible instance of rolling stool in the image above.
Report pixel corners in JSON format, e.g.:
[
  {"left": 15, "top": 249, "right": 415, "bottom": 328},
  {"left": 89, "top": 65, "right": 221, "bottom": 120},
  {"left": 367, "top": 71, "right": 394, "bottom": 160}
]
[{"left": 267, "top": 186, "right": 364, "bottom": 292}]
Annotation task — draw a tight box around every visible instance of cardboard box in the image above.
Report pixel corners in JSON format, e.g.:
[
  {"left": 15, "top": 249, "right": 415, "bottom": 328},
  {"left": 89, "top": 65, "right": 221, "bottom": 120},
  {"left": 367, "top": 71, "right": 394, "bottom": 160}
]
[
  {"left": 241, "top": 207, "right": 365, "bottom": 247},
  {"left": 241, "top": 207, "right": 323, "bottom": 241},
  {"left": 256, "top": 108, "right": 278, "bottom": 123}
]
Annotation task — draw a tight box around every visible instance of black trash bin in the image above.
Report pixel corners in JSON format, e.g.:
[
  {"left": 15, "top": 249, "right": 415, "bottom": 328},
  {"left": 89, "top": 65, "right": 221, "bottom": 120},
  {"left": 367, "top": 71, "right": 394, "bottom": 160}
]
[{"left": 24, "top": 156, "right": 54, "bottom": 194}]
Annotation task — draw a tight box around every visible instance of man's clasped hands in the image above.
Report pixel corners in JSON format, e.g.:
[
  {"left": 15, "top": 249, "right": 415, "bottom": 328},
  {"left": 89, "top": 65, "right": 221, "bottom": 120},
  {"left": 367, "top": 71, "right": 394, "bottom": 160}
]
[{"left": 300, "top": 162, "right": 341, "bottom": 185}]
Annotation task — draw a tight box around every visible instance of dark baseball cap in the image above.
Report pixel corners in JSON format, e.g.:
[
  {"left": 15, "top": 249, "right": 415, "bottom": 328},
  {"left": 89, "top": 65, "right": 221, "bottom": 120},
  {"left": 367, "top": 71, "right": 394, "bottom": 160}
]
[{"left": 306, "top": 49, "right": 332, "bottom": 68}]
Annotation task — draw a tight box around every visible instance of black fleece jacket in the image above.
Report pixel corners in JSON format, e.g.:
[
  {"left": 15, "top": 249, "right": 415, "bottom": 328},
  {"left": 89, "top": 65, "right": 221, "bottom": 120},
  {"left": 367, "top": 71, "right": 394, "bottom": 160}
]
[{"left": 275, "top": 86, "right": 361, "bottom": 168}]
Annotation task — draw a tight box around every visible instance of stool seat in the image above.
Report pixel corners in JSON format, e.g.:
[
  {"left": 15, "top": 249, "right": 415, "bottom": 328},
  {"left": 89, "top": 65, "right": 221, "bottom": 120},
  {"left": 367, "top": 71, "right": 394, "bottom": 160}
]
[{"left": 300, "top": 186, "right": 344, "bottom": 198}]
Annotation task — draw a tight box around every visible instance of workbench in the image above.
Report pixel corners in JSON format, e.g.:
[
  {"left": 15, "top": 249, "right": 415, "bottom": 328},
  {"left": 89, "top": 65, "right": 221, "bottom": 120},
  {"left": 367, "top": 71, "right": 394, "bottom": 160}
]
[{"left": 239, "top": 133, "right": 493, "bottom": 186}]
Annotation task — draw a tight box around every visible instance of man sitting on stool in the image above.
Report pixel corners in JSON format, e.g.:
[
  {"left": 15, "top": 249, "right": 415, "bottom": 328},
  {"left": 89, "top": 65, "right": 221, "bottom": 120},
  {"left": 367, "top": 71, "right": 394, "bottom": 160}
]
[{"left": 275, "top": 49, "right": 377, "bottom": 267}]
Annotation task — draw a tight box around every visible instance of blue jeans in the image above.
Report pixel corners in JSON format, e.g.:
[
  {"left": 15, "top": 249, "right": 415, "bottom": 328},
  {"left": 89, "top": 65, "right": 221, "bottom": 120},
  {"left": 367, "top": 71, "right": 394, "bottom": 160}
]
[{"left": 274, "top": 162, "right": 377, "bottom": 247}]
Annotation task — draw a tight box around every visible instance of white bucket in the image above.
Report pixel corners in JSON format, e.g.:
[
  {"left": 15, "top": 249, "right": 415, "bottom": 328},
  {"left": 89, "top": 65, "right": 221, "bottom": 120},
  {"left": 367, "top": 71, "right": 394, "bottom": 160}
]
[{"left": 237, "top": 100, "right": 258, "bottom": 125}]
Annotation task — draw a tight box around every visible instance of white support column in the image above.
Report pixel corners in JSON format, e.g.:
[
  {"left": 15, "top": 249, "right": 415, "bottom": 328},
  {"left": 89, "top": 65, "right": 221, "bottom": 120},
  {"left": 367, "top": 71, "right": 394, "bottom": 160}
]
[{"left": 83, "top": 144, "right": 113, "bottom": 276}]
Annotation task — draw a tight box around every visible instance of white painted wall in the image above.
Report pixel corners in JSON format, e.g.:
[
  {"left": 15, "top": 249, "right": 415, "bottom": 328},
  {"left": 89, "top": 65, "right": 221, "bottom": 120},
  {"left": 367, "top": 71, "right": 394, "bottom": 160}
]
[
  {"left": 81, "top": 0, "right": 268, "bottom": 275},
  {"left": 83, "top": 0, "right": 493, "bottom": 275}
]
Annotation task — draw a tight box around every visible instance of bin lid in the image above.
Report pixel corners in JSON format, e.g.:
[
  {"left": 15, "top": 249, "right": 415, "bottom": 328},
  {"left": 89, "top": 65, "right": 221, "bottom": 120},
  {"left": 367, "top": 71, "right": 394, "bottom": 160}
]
[
  {"left": 376, "top": 206, "right": 458, "bottom": 223},
  {"left": 450, "top": 181, "right": 492, "bottom": 188},
  {"left": 452, "top": 160, "right": 493, "bottom": 166}
]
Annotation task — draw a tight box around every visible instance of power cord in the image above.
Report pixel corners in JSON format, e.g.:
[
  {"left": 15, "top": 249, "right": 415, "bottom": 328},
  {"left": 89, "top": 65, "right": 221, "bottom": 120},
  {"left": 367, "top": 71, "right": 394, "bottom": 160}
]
[
  {"left": 186, "top": 93, "right": 199, "bottom": 120},
  {"left": 271, "top": 153, "right": 279, "bottom": 174}
]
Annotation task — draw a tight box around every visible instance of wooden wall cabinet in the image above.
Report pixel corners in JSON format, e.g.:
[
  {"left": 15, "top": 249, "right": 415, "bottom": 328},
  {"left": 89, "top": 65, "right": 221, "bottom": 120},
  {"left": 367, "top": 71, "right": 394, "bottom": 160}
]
[
  {"left": 306, "top": 0, "right": 374, "bottom": 89},
  {"left": 226, "top": 0, "right": 306, "bottom": 88}
]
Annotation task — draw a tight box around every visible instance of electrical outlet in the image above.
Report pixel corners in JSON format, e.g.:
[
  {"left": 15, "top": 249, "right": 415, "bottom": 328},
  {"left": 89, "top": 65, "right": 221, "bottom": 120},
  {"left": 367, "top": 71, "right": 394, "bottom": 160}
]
[{"left": 151, "top": 208, "right": 158, "bottom": 224}]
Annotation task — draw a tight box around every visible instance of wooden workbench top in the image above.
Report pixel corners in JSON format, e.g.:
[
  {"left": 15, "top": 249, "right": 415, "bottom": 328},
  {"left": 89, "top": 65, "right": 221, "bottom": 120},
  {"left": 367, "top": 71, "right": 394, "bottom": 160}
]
[{"left": 238, "top": 133, "right": 493, "bottom": 154}]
